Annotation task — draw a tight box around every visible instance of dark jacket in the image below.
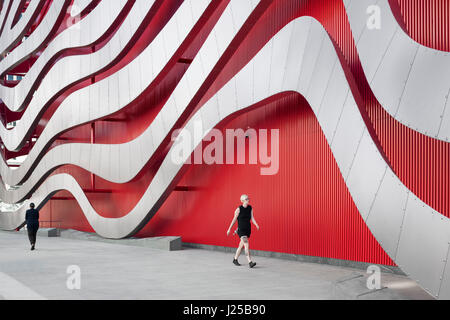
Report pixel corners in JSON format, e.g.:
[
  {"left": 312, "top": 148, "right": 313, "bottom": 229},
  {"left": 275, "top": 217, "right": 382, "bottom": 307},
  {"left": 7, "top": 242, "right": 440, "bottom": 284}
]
[{"left": 25, "top": 208, "right": 39, "bottom": 228}]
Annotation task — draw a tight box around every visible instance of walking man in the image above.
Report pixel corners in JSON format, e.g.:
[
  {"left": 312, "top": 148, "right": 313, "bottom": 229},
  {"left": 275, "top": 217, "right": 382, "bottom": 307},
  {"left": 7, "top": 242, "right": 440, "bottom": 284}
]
[
  {"left": 226, "top": 194, "right": 260, "bottom": 268},
  {"left": 25, "top": 203, "right": 39, "bottom": 251}
]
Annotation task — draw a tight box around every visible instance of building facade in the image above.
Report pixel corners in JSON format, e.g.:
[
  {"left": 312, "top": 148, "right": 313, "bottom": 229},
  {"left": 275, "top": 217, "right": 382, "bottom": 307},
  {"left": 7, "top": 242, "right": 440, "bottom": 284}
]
[{"left": 0, "top": 0, "right": 449, "bottom": 298}]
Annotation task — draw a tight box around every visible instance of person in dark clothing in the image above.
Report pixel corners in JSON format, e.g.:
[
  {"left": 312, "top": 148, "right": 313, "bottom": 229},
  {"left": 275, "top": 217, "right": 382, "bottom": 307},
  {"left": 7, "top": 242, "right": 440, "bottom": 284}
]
[
  {"left": 25, "top": 203, "right": 39, "bottom": 250},
  {"left": 226, "top": 194, "right": 260, "bottom": 268}
]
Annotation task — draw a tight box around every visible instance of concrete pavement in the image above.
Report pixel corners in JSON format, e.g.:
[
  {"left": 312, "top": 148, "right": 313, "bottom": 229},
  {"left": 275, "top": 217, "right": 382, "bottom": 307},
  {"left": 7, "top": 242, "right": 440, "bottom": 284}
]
[{"left": 0, "top": 231, "right": 434, "bottom": 300}]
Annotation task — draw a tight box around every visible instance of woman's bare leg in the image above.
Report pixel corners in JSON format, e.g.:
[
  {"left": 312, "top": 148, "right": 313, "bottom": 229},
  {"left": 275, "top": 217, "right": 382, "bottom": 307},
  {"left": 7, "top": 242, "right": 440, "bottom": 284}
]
[
  {"left": 234, "top": 238, "right": 244, "bottom": 260},
  {"left": 242, "top": 236, "right": 252, "bottom": 263}
]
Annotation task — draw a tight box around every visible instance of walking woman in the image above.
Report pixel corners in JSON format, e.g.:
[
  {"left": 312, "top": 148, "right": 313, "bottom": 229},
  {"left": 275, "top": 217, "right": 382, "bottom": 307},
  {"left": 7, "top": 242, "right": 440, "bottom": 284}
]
[
  {"left": 226, "top": 194, "right": 260, "bottom": 268},
  {"left": 25, "top": 203, "right": 39, "bottom": 250}
]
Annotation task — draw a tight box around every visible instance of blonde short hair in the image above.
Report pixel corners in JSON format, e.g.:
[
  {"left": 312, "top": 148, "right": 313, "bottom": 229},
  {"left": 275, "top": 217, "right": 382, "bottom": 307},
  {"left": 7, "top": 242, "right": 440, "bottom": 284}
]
[{"left": 240, "top": 194, "right": 249, "bottom": 202}]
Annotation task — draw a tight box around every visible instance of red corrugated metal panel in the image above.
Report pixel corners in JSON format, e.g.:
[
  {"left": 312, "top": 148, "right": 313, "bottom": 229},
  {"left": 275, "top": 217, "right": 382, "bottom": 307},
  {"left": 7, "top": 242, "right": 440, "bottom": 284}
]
[{"left": 392, "top": 0, "right": 450, "bottom": 52}]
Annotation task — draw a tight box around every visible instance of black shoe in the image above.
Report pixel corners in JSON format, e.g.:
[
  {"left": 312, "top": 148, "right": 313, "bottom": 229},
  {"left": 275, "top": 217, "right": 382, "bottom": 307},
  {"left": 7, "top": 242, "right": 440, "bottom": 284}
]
[
  {"left": 233, "top": 259, "right": 241, "bottom": 266},
  {"left": 31, "top": 244, "right": 35, "bottom": 251},
  {"left": 249, "top": 261, "right": 256, "bottom": 268}
]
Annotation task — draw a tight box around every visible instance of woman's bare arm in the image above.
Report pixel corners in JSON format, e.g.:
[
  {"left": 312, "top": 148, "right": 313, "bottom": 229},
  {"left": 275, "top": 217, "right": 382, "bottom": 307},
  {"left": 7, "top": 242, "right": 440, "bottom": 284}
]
[
  {"left": 251, "top": 209, "right": 260, "bottom": 229},
  {"left": 226, "top": 208, "right": 240, "bottom": 235}
]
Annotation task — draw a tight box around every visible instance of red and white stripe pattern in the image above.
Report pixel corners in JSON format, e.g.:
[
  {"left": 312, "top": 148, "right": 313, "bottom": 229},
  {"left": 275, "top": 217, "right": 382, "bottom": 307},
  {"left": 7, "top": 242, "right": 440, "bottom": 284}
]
[{"left": 0, "top": 0, "right": 449, "bottom": 298}]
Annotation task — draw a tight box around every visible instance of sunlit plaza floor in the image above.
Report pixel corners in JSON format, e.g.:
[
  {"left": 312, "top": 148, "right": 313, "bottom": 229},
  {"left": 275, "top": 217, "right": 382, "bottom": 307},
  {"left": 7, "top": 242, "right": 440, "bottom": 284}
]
[{"left": 0, "top": 231, "right": 433, "bottom": 300}]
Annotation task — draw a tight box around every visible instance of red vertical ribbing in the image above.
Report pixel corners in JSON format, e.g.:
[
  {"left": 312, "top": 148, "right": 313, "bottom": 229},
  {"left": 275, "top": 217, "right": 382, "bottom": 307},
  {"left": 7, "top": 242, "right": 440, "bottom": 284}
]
[{"left": 393, "top": 0, "right": 450, "bottom": 52}]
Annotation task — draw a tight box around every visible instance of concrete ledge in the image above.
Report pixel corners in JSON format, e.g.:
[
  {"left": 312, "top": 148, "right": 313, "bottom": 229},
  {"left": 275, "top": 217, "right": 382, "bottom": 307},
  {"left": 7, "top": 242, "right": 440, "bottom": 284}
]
[
  {"left": 182, "top": 242, "right": 406, "bottom": 276},
  {"left": 59, "top": 229, "right": 182, "bottom": 251},
  {"left": 1, "top": 229, "right": 182, "bottom": 251},
  {"left": 16, "top": 228, "right": 61, "bottom": 237}
]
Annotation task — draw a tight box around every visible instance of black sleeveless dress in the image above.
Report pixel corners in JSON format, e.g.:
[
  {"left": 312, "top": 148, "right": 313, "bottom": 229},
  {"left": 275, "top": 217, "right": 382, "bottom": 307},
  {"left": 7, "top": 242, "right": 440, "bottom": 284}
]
[{"left": 237, "top": 205, "right": 252, "bottom": 238}]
